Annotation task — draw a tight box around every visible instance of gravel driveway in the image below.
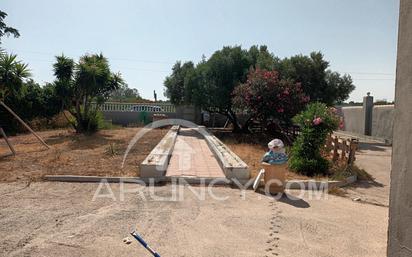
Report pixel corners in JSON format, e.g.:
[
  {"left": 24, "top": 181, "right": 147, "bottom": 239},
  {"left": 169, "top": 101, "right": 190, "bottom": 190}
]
[{"left": 0, "top": 181, "right": 388, "bottom": 257}]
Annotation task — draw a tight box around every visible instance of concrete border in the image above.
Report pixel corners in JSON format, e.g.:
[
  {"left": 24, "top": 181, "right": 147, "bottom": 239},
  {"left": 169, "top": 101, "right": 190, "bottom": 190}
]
[
  {"left": 139, "top": 125, "right": 180, "bottom": 178},
  {"left": 44, "top": 175, "right": 356, "bottom": 189},
  {"left": 286, "top": 175, "right": 357, "bottom": 190},
  {"left": 44, "top": 175, "right": 232, "bottom": 185},
  {"left": 197, "top": 126, "right": 250, "bottom": 180},
  {"left": 334, "top": 130, "right": 392, "bottom": 145},
  {"left": 252, "top": 175, "right": 357, "bottom": 190},
  {"left": 44, "top": 175, "right": 149, "bottom": 183}
]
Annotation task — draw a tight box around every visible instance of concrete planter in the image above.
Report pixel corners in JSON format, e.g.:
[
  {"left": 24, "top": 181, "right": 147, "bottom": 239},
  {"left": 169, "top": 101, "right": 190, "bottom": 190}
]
[
  {"left": 198, "top": 126, "right": 250, "bottom": 181},
  {"left": 139, "top": 125, "right": 180, "bottom": 178}
]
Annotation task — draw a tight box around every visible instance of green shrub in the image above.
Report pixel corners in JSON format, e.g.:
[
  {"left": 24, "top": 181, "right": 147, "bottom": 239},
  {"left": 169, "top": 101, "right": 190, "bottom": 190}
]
[
  {"left": 75, "top": 111, "right": 105, "bottom": 134},
  {"left": 289, "top": 102, "right": 339, "bottom": 176},
  {"left": 0, "top": 80, "right": 61, "bottom": 134}
]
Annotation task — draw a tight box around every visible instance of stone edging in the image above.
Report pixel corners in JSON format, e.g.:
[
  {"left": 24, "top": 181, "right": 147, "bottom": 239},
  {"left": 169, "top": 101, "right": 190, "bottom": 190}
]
[
  {"left": 44, "top": 175, "right": 231, "bottom": 185},
  {"left": 197, "top": 126, "right": 250, "bottom": 180},
  {"left": 44, "top": 174, "right": 357, "bottom": 190},
  {"left": 285, "top": 175, "right": 357, "bottom": 190},
  {"left": 139, "top": 125, "right": 180, "bottom": 178}
]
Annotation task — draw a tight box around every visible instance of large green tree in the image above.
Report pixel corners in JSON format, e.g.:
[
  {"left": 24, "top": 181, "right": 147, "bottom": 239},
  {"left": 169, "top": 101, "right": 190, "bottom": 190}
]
[
  {"left": 197, "top": 46, "right": 253, "bottom": 131},
  {"left": 164, "top": 46, "right": 269, "bottom": 131},
  {"left": 164, "top": 61, "right": 195, "bottom": 105},
  {"left": 53, "top": 53, "right": 123, "bottom": 133},
  {"left": 164, "top": 46, "right": 355, "bottom": 132},
  {"left": 0, "top": 10, "right": 20, "bottom": 44},
  {"left": 110, "top": 83, "right": 141, "bottom": 102},
  {"left": 275, "top": 52, "right": 354, "bottom": 105},
  {"left": 0, "top": 79, "right": 61, "bottom": 133}
]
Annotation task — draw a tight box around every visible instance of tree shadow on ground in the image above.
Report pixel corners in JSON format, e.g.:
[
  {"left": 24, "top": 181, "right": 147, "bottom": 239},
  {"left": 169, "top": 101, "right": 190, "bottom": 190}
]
[
  {"left": 357, "top": 143, "right": 389, "bottom": 152},
  {"left": 277, "top": 193, "right": 311, "bottom": 208},
  {"left": 45, "top": 134, "right": 75, "bottom": 145},
  {"left": 348, "top": 179, "right": 385, "bottom": 189},
  {"left": 46, "top": 132, "right": 125, "bottom": 150},
  {"left": 256, "top": 190, "right": 311, "bottom": 208},
  {"left": 179, "top": 128, "right": 204, "bottom": 139}
]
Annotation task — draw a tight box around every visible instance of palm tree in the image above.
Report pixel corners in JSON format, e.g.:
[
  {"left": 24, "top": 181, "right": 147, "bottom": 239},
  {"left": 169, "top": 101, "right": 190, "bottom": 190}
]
[
  {"left": 52, "top": 53, "right": 123, "bottom": 133},
  {"left": 52, "top": 55, "right": 76, "bottom": 126},
  {"left": 0, "top": 53, "right": 30, "bottom": 99},
  {"left": 0, "top": 52, "right": 49, "bottom": 149}
]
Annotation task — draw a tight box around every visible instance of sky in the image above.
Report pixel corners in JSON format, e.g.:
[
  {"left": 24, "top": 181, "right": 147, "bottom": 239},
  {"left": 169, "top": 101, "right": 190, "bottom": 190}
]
[{"left": 2, "top": 0, "right": 399, "bottom": 102}]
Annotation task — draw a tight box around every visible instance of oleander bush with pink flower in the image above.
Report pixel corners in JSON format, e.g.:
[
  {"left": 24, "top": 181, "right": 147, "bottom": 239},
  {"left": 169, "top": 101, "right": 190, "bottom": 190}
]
[
  {"left": 232, "top": 69, "right": 309, "bottom": 128},
  {"left": 289, "top": 102, "right": 339, "bottom": 176}
]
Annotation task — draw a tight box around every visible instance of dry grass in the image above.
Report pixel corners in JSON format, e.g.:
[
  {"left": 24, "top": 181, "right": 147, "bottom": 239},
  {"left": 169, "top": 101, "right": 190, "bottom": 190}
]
[
  {"left": 215, "top": 132, "right": 358, "bottom": 181},
  {"left": 0, "top": 127, "right": 168, "bottom": 182},
  {"left": 328, "top": 160, "right": 374, "bottom": 181},
  {"left": 218, "top": 135, "right": 311, "bottom": 180},
  {"left": 328, "top": 187, "right": 348, "bottom": 197}
]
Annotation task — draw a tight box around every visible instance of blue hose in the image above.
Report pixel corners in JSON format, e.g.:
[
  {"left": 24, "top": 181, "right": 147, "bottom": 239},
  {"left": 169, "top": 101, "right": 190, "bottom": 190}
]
[{"left": 130, "top": 231, "right": 161, "bottom": 257}]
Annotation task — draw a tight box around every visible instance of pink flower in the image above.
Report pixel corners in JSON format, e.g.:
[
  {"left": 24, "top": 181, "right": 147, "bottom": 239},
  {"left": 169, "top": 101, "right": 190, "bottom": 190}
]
[
  {"left": 313, "top": 117, "right": 323, "bottom": 125},
  {"left": 277, "top": 108, "right": 284, "bottom": 113},
  {"left": 339, "top": 117, "right": 344, "bottom": 129}
]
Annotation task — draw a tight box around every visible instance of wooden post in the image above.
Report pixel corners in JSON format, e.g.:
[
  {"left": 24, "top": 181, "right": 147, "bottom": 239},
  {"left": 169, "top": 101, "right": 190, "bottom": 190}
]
[
  {"left": 0, "top": 127, "right": 16, "bottom": 156},
  {"left": 0, "top": 101, "right": 50, "bottom": 149},
  {"left": 332, "top": 136, "right": 339, "bottom": 162},
  {"left": 325, "top": 134, "right": 333, "bottom": 152},
  {"left": 348, "top": 139, "right": 358, "bottom": 165},
  {"left": 339, "top": 139, "right": 344, "bottom": 160}
]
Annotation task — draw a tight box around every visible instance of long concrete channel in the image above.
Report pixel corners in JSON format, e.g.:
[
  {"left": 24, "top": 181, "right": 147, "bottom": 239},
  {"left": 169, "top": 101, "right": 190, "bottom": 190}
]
[{"left": 140, "top": 126, "right": 250, "bottom": 184}]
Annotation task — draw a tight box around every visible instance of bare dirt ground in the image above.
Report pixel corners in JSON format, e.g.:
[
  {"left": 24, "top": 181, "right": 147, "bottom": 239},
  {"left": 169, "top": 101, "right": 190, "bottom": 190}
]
[
  {"left": 0, "top": 129, "right": 390, "bottom": 256},
  {"left": 0, "top": 182, "right": 387, "bottom": 257},
  {"left": 0, "top": 128, "right": 168, "bottom": 182}
]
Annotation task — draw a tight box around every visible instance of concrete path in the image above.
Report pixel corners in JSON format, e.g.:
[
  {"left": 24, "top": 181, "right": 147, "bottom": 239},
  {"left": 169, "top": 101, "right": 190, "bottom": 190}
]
[
  {"left": 166, "top": 128, "right": 225, "bottom": 178},
  {"left": 344, "top": 142, "right": 392, "bottom": 206}
]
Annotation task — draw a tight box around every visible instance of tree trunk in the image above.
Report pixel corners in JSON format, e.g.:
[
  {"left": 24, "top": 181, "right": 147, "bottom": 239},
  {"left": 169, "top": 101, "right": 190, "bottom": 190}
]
[
  {"left": 0, "top": 100, "right": 50, "bottom": 149},
  {"left": 61, "top": 107, "right": 77, "bottom": 131},
  {"left": 0, "top": 126, "right": 16, "bottom": 156},
  {"left": 227, "top": 109, "right": 242, "bottom": 133},
  {"left": 74, "top": 98, "right": 83, "bottom": 133},
  {"left": 239, "top": 117, "right": 253, "bottom": 133}
]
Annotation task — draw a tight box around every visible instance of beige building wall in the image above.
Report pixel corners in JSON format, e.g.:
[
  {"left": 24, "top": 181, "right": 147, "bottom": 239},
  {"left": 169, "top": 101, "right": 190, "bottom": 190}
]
[{"left": 387, "top": 0, "right": 412, "bottom": 256}]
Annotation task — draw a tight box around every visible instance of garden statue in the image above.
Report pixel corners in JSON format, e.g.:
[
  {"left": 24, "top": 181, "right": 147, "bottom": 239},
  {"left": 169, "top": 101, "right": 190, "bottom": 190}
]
[{"left": 261, "top": 139, "right": 288, "bottom": 165}]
